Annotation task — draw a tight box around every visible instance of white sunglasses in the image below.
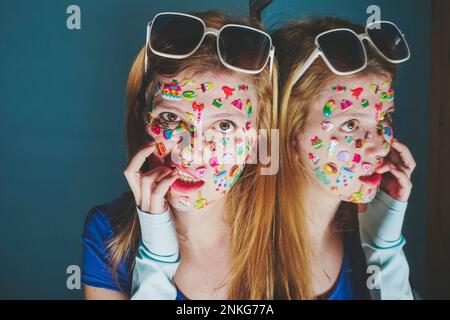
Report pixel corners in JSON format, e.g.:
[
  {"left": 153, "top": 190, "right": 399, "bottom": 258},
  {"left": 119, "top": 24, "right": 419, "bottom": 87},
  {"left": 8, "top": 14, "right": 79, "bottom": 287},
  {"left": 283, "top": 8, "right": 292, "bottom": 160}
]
[
  {"left": 145, "top": 12, "right": 275, "bottom": 77},
  {"left": 293, "top": 21, "right": 411, "bottom": 84}
]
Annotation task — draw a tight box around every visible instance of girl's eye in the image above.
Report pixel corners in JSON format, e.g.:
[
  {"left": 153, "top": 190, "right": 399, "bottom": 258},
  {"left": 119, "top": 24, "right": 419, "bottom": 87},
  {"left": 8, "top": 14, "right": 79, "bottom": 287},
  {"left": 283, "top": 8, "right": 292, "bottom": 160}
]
[
  {"left": 160, "top": 112, "right": 180, "bottom": 122},
  {"left": 340, "top": 119, "right": 359, "bottom": 133},
  {"left": 213, "top": 120, "right": 236, "bottom": 133}
]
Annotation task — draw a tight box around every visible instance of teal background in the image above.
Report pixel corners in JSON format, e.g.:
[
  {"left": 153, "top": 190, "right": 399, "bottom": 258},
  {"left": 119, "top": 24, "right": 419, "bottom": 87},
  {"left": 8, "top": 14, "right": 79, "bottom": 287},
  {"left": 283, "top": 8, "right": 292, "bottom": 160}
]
[{"left": 0, "top": 0, "right": 430, "bottom": 299}]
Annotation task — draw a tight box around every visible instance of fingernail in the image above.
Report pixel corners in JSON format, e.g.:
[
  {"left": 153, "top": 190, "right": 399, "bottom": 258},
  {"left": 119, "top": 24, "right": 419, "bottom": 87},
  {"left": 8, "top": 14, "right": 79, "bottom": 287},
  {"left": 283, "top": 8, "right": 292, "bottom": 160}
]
[{"left": 146, "top": 141, "right": 155, "bottom": 146}]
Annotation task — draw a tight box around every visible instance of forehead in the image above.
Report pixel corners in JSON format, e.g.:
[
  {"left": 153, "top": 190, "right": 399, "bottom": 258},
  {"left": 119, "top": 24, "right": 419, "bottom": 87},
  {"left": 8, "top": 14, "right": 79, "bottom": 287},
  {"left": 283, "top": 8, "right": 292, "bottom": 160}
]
[
  {"left": 153, "top": 70, "right": 258, "bottom": 119},
  {"left": 309, "top": 74, "right": 395, "bottom": 122}
]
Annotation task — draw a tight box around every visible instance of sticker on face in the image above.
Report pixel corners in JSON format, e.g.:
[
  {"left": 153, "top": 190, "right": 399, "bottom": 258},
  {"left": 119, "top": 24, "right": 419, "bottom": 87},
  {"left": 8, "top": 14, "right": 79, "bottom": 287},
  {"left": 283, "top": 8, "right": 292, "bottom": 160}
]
[
  {"left": 302, "top": 78, "right": 396, "bottom": 203},
  {"left": 323, "top": 100, "right": 336, "bottom": 118},
  {"left": 147, "top": 73, "right": 258, "bottom": 212},
  {"left": 162, "top": 80, "right": 182, "bottom": 101}
]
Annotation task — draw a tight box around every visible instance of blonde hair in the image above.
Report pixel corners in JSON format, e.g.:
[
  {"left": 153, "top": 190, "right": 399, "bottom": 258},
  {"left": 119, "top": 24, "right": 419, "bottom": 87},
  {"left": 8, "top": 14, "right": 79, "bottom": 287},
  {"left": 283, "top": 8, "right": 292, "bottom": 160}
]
[
  {"left": 272, "top": 17, "right": 396, "bottom": 299},
  {"left": 107, "top": 11, "right": 278, "bottom": 299}
]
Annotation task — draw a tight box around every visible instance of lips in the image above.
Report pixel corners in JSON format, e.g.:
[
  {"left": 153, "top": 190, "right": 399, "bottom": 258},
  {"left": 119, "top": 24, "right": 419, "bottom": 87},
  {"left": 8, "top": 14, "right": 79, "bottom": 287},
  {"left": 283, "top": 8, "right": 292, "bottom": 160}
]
[
  {"left": 359, "top": 172, "right": 382, "bottom": 186},
  {"left": 171, "top": 179, "right": 205, "bottom": 193},
  {"left": 167, "top": 159, "right": 206, "bottom": 193}
]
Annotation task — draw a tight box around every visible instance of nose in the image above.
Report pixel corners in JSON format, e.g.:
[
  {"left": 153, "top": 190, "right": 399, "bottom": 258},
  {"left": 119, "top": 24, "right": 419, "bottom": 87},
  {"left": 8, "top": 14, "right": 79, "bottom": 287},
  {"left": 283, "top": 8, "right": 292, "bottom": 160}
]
[{"left": 363, "top": 126, "right": 391, "bottom": 160}]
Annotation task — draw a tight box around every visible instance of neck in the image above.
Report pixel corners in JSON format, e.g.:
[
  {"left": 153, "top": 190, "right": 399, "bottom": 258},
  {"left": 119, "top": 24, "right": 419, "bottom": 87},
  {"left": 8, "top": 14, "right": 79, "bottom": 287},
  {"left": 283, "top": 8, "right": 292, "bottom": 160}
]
[
  {"left": 303, "top": 182, "right": 342, "bottom": 249},
  {"left": 172, "top": 197, "right": 230, "bottom": 249}
]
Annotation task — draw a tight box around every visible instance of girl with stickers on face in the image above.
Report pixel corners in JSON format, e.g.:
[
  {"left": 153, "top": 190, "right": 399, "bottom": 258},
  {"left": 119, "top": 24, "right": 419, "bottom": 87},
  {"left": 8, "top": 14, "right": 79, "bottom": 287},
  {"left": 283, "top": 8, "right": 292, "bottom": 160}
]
[
  {"left": 272, "top": 17, "right": 415, "bottom": 299},
  {"left": 81, "top": 11, "right": 278, "bottom": 299}
]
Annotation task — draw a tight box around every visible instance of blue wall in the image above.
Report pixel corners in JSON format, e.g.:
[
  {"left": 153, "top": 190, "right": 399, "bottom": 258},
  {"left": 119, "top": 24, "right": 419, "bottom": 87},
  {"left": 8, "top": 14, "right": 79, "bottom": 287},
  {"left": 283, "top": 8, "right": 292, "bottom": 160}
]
[
  {"left": 0, "top": 0, "right": 430, "bottom": 298},
  {"left": 262, "top": 0, "right": 431, "bottom": 297}
]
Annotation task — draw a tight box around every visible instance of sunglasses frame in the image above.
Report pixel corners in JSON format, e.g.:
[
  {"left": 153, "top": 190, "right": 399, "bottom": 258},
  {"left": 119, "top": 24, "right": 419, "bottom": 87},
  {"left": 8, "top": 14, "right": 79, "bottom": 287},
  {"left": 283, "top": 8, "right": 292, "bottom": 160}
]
[
  {"left": 292, "top": 20, "right": 411, "bottom": 85},
  {"left": 145, "top": 12, "right": 275, "bottom": 77}
]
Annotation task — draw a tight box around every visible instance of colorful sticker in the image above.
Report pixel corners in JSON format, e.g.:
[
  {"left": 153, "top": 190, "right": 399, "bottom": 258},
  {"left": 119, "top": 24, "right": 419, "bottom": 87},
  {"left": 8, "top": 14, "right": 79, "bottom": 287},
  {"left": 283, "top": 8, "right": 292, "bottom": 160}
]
[
  {"left": 222, "top": 86, "right": 235, "bottom": 99},
  {"left": 333, "top": 85, "right": 347, "bottom": 93},
  {"left": 354, "top": 139, "right": 364, "bottom": 149},
  {"left": 349, "top": 185, "right": 365, "bottom": 203},
  {"left": 192, "top": 102, "right": 205, "bottom": 123},
  {"left": 174, "top": 123, "right": 187, "bottom": 135},
  {"left": 246, "top": 99, "right": 252, "bottom": 118},
  {"left": 327, "top": 138, "right": 339, "bottom": 158},
  {"left": 321, "top": 121, "right": 334, "bottom": 132},
  {"left": 352, "top": 153, "right": 361, "bottom": 163},
  {"left": 185, "top": 112, "right": 195, "bottom": 122},
  {"left": 163, "top": 129, "right": 173, "bottom": 141},
  {"left": 231, "top": 99, "right": 243, "bottom": 110},
  {"left": 195, "top": 166, "right": 206, "bottom": 178},
  {"left": 384, "top": 127, "right": 392, "bottom": 138},
  {"left": 324, "top": 162, "right": 338, "bottom": 175},
  {"left": 229, "top": 165, "right": 240, "bottom": 177},
  {"left": 344, "top": 136, "right": 354, "bottom": 145},
  {"left": 194, "top": 191, "right": 207, "bottom": 209},
  {"left": 162, "top": 79, "right": 182, "bottom": 101},
  {"left": 362, "top": 162, "right": 373, "bottom": 175},
  {"left": 182, "top": 90, "right": 196, "bottom": 101},
  {"left": 315, "top": 167, "right": 330, "bottom": 185},
  {"left": 351, "top": 87, "right": 363, "bottom": 100},
  {"left": 198, "top": 82, "right": 214, "bottom": 92},
  {"left": 309, "top": 152, "right": 320, "bottom": 165},
  {"left": 369, "top": 84, "right": 380, "bottom": 94},
  {"left": 156, "top": 142, "right": 166, "bottom": 156},
  {"left": 337, "top": 151, "right": 350, "bottom": 163},
  {"left": 179, "top": 196, "right": 191, "bottom": 207},
  {"left": 340, "top": 99, "right": 354, "bottom": 111},
  {"left": 323, "top": 100, "right": 336, "bottom": 118},
  {"left": 336, "top": 166, "right": 355, "bottom": 186},
  {"left": 382, "top": 80, "right": 391, "bottom": 88},
  {"left": 222, "top": 153, "right": 233, "bottom": 164},
  {"left": 209, "top": 156, "right": 219, "bottom": 168},
  {"left": 361, "top": 99, "right": 370, "bottom": 108},
  {"left": 238, "top": 84, "right": 248, "bottom": 91},
  {"left": 151, "top": 123, "right": 161, "bottom": 135},
  {"left": 212, "top": 98, "right": 223, "bottom": 108},
  {"left": 311, "top": 136, "right": 323, "bottom": 150}
]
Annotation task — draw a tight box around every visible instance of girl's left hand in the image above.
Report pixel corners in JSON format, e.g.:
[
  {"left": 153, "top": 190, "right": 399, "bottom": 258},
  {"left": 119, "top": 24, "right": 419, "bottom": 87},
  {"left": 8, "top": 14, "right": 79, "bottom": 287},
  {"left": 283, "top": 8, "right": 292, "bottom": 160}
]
[{"left": 375, "top": 139, "right": 416, "bottom": 202}]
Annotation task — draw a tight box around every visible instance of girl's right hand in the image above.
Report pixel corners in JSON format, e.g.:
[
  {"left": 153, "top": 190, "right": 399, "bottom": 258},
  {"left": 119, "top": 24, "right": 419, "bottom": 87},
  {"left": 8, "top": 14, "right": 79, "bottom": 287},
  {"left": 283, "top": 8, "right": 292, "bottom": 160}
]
[{"left": 123, "top": 142, "right": 178, "bottom": 213}]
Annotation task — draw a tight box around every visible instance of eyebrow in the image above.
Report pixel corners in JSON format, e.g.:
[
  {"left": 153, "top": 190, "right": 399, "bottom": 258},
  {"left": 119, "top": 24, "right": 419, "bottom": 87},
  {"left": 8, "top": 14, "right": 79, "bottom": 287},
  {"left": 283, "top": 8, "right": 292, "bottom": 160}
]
[
  {"left": 331, "top": 105, "right": 396, "bottom": 119},
  {"left": 154, "top": 102, "right": 249, "bottom": 122}
]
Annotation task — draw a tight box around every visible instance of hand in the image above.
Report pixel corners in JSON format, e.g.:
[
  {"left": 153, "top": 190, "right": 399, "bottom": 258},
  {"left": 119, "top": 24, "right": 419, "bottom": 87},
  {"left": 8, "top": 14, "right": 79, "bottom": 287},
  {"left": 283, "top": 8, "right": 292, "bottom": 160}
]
[
  {"left": 123, "top": 142, "right": 178, "bottom": 213},
  {"left": 375, "top": 139, "right": 416, "bottom": 202}
]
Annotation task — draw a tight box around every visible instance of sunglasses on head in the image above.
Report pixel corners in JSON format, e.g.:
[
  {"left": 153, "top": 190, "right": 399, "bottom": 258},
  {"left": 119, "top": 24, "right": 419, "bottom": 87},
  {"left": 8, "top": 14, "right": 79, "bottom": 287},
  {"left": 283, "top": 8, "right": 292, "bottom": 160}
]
[
  {"left": 145, "top": 12, "right": 275, "bottom": 76},
  {"left": 293, "top": 21, "right": 411, "bottom": 84}
]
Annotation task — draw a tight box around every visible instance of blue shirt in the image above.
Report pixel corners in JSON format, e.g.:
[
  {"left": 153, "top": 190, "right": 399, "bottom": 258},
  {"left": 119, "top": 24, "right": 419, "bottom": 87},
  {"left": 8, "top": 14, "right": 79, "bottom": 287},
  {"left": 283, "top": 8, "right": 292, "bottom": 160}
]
[{"left": 82, "top": 194, "right": 369, "bottom": 300}]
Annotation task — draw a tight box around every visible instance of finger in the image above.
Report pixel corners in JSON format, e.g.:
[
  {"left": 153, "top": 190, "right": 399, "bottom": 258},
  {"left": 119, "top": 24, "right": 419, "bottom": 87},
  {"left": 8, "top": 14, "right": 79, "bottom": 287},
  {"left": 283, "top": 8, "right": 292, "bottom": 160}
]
[
  {"left": 140, "top": 166, "right": 172, "bottom": 211},
  {"left": 123, "top": 142, "right": 156, "bottom": 178},
  {"left": 152, "top": 169, "right": 178, "bottom": 198},
  {"left": 389, "top": 165, "right": 413, "bottom": 190},
  {"left": 391, "top": 140, "right": 416, "bottom": 172},
  {"left": 376, "top": 162, "right": 391, "bottom": 174}
]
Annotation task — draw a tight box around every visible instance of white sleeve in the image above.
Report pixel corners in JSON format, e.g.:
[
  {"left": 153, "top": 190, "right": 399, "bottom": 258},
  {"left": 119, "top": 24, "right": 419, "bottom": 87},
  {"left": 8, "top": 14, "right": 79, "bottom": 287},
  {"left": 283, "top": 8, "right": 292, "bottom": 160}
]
[
  {"left": 359, "top": 190, "right": 413, "bottom": 300},
  {"left": 130, "top": 206, "right": 180, "bottom": 300}
]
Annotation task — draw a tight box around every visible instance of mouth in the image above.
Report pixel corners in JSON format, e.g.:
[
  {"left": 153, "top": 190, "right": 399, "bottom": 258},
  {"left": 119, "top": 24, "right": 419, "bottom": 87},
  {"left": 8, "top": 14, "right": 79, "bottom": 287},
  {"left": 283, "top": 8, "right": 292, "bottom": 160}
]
[
  {"left": 167, "top": 159, "right": 205, "bottom": 193},
  {"left": 358, "top": 172, "right": 382, "bottom": 186}
]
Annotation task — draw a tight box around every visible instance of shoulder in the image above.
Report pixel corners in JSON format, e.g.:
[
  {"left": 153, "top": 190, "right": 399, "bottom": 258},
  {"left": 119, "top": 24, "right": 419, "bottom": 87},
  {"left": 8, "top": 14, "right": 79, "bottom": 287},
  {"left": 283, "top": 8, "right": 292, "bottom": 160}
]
[
  {"left": 81, "top": 192, "right": 134, "bottom": 294},
  {"left": 83, "top": 192, "right": 132, "bottom": 240}
]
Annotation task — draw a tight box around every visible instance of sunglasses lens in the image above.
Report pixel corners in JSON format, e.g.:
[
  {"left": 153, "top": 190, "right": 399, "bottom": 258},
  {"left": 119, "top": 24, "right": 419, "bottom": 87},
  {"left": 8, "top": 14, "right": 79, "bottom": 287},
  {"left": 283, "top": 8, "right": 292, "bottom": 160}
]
[
  {"left": 150, "top": 14, "right": 204, "bottom": 56},
  {"left": 219, "top": 26, "right": 271, "bottom": 72},
  {"left": 367, "top": 22, "right": 409, "bottom": 62},
  {"left": 317, "top": 30, "right": 366, "bottom": 73}
]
